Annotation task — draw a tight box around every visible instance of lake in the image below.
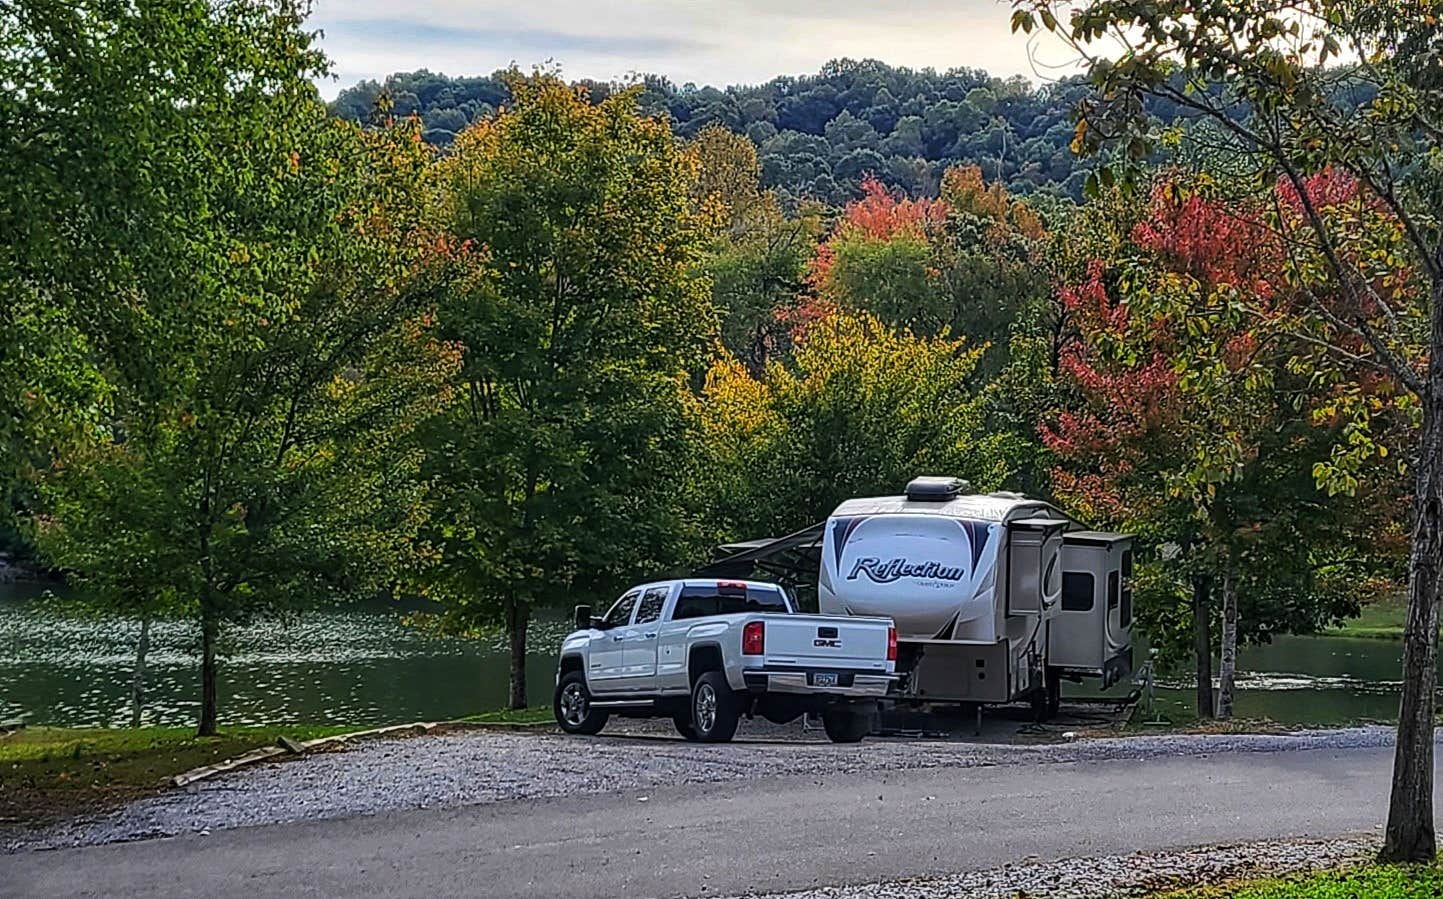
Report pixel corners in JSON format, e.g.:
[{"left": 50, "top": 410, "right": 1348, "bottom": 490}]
[{"left": 0, "top": 581, "right": 1424, "bottom": 727}]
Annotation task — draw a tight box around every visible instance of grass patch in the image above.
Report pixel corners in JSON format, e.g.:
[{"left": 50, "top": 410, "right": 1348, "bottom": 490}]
[
  {"left": 1331, "top": 594, "right": 1408, "bottom": 640},
  {"left": 1156, "top": 862, "right": 1443, "bottom": 897},
  {"left": 0, "top": 724, "right": 351, "bottom": 828},
  {"left": 459, "top": 707, "right": 554, "bottom": 725}
]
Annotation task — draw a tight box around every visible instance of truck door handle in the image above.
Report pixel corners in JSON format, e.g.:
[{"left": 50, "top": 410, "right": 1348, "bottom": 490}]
[
  {"left": 643, "top": 632, "right": 657, "bottom": 639},
  {"left": 611, "top": 635, "right": 625, "bottom": 642}
]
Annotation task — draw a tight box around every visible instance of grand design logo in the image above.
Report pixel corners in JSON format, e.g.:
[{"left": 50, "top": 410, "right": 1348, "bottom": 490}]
[{"left": 846, "top": 557, "right": 964, "bottom": 584}]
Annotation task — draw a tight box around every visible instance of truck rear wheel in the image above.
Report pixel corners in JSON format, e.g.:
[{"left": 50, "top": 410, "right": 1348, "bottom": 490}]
[
  {"left": 554, "top": 671, "right": 609, "bottom": 735},
  {"left": 691, "top": 671, "right": 740, "bottom": 743},
  {"left": 822, "top": 706, "right": 871, "bottom": 743}
]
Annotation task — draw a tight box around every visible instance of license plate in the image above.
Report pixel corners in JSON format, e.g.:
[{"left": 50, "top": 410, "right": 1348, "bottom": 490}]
[{"left": 813, "top": 672, "right": 839, "bottom": 687}]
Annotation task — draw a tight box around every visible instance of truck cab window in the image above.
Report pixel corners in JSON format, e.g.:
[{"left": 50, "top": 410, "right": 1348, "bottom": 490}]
[
  {"left": 672, "top": 584, "right": 790, "bottom": 620},
  {"left": 602, "top": 592, "right": 639, "bottom": 629},
  {"left": 635, "top": 587, "right": 668, "bottom": 625}
]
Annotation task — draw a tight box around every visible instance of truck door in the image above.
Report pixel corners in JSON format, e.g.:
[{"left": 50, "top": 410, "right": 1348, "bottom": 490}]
[
  {"left": 589, "top": 591, "right": 639, "bottom": 693},
  {"left": 625, "top": 585, "right": 669, "bottom": 683}
]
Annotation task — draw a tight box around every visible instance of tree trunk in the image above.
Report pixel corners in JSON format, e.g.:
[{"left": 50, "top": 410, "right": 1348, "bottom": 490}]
[
  {"left": 1381, "top": 380, "right": 1443, "bottom": 862},
  {"left": 506, "top": 601, "right": 530, "bottom": 710},
  {"left": 130, "top": 615, "right": 151, "bottom": 729},
  {"left": 1218, "top": 562, "right": 1239, "bottom": 720},
  {"left": 198, "top": 600, "right": 219, "bottom": 737},
  {"left": 1192, "top": 574, "right": 1215, "bottom": 719}
]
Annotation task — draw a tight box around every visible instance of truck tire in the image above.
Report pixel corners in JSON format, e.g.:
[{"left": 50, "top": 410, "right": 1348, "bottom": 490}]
[
  {"left": 690, "top": 671, "right": 740, "bottom": 743},
  {"left": 822, "top": 706, "right": 871, "bottom": 743},
  {"left": 554, "top": 671, "right": 609, "bottom": 736},
  {"left": 672, "top": 711, "right": 699, "bottom": 741}
]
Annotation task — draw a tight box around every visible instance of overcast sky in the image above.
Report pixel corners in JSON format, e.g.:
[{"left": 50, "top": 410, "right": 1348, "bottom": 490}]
[{"left": 309, "top": 0, "right": 1080, "bottom": 99}]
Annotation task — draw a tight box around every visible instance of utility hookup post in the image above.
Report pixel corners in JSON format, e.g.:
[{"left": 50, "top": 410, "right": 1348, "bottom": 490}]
[{"left": 1139, "top": 647, "right": 1167, "bottom": 725}]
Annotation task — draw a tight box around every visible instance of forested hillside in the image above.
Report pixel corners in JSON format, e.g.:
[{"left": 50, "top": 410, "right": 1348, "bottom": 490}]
[{"left": 331, "top": 60, "right": 1116, "bottom": 203}]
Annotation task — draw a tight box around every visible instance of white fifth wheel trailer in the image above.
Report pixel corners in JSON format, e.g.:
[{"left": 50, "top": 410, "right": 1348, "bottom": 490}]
[
  {"left": 821, "top": 477, "right": 1133, "bottom": 714},
  {"left": 699, "top": 476, "right": 1134, "bottom": 716}
]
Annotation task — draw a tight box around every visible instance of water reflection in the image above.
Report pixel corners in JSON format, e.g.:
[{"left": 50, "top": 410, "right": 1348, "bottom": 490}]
[
  {"left": 0, "top": 582, "right": 1425, "bottom": 727},
  {"left": 0, "top": 583, "right": 566, "bottom": 727}
]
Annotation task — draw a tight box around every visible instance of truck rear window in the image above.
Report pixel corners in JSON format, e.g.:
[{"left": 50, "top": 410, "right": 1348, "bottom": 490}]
[{"left": 672, "top": 584, "right": 790, "bottom": 620}]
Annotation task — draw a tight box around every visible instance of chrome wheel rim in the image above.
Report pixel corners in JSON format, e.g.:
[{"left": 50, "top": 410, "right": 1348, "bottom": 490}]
[
  {"left": 695, "top": 683, "right": 717, "bottom": 733},
  {"left": 560, "top": 683, "right": 588, "bottom": 726}
]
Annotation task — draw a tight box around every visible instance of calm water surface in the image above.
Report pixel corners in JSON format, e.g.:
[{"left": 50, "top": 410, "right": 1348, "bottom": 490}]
[{"left": 0, "top": 581, "right": 1427, "bottom": 727}]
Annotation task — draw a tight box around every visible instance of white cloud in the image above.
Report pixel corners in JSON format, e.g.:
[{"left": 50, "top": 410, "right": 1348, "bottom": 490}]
[{"left": 308, "top": 0, "right": 1080, "bottom": 98}]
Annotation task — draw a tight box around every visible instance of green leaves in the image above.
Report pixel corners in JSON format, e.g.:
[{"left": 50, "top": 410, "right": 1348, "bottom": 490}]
[
  {"left": 14, "top": 1, "right": 456, "bottom": 729},
  {"left": 418, "top": 74, "right": 713, "bottom": 629}
]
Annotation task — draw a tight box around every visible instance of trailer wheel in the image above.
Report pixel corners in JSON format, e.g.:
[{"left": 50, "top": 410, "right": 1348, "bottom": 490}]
[
  {"left": 821, "top": 706, "right": 871, "bottom": 743},
  {"left": 691, "top": 671, "right": 740, "bottom": 742},
  {"left": 554, "top": 671, "right": 608, "bottom": 735},
  {"left": 672, "top": 710, "right": 699, "bottom": 741}
]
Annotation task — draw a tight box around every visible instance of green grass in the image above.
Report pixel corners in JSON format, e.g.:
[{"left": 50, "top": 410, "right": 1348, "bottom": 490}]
[
  {"left": 1156, "top": 863, "right": 1443, "bottom": 898},
  {"left": 1331, "top": 594, "right": 1409, "bottom": 640},
  {"left": 0, "top": 725, "right": 352, "bottom": 826},
  {"left": 458, "top": 707, "right": 554, "bottom": 725}
]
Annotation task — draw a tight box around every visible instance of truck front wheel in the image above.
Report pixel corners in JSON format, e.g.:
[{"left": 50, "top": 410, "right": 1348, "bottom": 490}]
[
  {"left": 672, "top": 711, "right": 699, "bottom": 741},
  {"left": 691, "top": 671, "right": 740, "bottom": 743},
  {"left": 554, "top": 671, "right": 609, "bottom": 735},
  {"left": 821, "top": 706, "right": 872, "bottom": 743}
]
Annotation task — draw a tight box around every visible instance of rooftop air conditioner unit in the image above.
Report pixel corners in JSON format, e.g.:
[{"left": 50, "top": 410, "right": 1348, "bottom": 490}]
[{"left": 903, "top": 476, "right": 971, "bottom": 502}]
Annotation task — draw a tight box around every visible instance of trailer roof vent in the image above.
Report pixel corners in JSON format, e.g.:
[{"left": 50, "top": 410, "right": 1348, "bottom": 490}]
[{"left": 904, "top": 476, "right": 971, "bottom": 502}]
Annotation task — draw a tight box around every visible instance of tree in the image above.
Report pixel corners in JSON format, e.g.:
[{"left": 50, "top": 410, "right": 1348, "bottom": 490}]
[
  {"left": 423, "top": 75, "right": 712, "bottom": 710},
  {"left": 688, "top": 125, "right": 824, "bottom": 372},
  {"left": 21, "top": 0, "right": 457, "bottom": 736},
  {"left": 1043, "top": 176, "right": 1401, "bottom": 718},
  {"left": 696, "top": 309, "right": 1015, "bottom": 546},
  {"left": 808, "top": 171, "right": 1048, "bottom": 376},
  {"left": 1013, "top": 0, "right": 1443, "bottom": 861},
  {"left": 333, "top": 61, "right": 1129, "bottom": 203}
]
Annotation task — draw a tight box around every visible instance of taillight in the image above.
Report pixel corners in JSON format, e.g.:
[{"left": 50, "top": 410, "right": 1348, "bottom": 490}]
[
  {"left": 887, "top": 626, "right": 897, "bottom": 662},
  {"left": 742, "top": 621, "right": 765, "bottom": 655}
]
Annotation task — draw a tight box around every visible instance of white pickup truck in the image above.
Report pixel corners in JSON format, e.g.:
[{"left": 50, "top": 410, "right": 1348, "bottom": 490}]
[{"left": 553, "top": 578, "right": 897, "bottom": 743}]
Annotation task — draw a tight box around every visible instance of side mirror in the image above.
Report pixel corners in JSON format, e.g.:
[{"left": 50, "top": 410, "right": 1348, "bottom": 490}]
[{"left": 574, "top": 605, "right": 592, "bottom": 630}]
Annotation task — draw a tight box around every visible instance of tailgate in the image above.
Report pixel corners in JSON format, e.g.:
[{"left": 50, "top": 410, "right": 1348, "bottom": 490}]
[{"left": 755, "top": 615, "right": 891, "bottom": 671}]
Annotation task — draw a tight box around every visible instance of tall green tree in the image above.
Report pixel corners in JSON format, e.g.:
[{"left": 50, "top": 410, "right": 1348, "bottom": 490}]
[
  {"left": 687, "top": 125, "right": 823, "bottom": 374},
  {"left": 1013, "top": 0, "right": 1442, "bottom": 859},
  {"left": 423, "top": 75, "right": 713, "bottom": 710},
  {"left": 696, "top": 309, "right": 1016, "bottom": 544},
  {"left": 18, "top": 0, "right": 457, "bottom": 735}
]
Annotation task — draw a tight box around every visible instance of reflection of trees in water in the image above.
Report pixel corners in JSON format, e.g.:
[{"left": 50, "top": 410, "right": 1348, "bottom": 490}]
[{"left": 0, "top": 598, "right": 568, "bottom": 727}]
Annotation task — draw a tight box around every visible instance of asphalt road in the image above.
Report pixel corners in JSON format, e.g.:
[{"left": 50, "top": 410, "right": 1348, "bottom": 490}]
[{"left": 0, "top": 742, "right": 1411, "bottom": 899}]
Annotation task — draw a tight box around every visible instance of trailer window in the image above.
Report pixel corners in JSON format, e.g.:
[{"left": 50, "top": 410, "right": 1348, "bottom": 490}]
[
  {"left": 672, "top": 584, "right": 790, "bottom": 620},
  {"left": 1061, "top": 572, "right": 1094, "bottom": 612},
  {"left": 1107, "top": 571, "right": 1120, "bottom": 612},
  {"left": 1120, "top": 550, "right": 1134, "bottom": 628}
]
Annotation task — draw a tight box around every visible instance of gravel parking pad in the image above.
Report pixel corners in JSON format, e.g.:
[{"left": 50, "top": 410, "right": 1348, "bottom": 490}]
[{"left": 4, "top": 724, "right": 1400, "bottom": 853}]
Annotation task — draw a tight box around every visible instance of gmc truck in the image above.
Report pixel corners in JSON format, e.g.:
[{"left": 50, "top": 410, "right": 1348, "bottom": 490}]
[{"left": 553, "top": 579, "right": 897, "bottom": 743}]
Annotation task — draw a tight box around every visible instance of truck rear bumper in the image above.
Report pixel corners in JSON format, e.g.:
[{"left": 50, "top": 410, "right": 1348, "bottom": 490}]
[{"left": 742, "top": 670, "right": 895, "bottom": 698}]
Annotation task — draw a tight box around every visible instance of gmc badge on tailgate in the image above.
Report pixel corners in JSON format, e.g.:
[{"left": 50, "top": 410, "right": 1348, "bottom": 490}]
[{"left": 814, "top": 638, "right": 842, "bottom": 648}]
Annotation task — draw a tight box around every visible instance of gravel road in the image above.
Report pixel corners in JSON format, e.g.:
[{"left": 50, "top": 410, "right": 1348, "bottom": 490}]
[{"left": 3, "top": 722, "right": 1403, "bottom": 853}]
